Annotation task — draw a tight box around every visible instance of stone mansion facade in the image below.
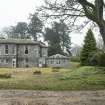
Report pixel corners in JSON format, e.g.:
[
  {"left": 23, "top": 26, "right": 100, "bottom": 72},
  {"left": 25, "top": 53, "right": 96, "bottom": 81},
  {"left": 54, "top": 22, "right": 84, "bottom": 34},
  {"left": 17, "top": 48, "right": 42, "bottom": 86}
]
[{"left": 0, "top": 39, "right": 48, "bottom": 68}]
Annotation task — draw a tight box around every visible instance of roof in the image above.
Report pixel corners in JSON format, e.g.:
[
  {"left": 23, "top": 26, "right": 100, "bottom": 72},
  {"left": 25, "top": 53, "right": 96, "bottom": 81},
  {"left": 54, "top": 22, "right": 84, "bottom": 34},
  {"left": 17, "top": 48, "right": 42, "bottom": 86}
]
[
  {"left": 0, "top": 39, "right": 47, "bottom": 48},
  {"left": 48, "top": 54, "right": 69, "bottom": 58}
]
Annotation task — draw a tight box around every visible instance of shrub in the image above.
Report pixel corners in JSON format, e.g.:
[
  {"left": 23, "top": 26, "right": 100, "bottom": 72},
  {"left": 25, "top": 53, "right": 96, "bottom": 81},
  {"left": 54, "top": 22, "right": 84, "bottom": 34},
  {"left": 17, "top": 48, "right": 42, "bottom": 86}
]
[
  {"left": 97, "top": 52, "right": 105, "bottom": 67},
  {"left": 52, "top": 69, "right": 59, "bottom": 72},
  {"left": 0, "top": 73, "right": 11, "bottom": 78},
  {"left": 70, "top": 62, "right": 81, "bottom": 70},
  {"left": 88, "top": 52, "right": 98, "bottom": 66},
  {"left": 52, "top": 67, "right": 61, "bottom": 69},
  {"left": 70, "top": 56, "right": 80, "bottom": 62},
  {"left": 88, "top": 51, "right": 105, "bottom": 67},
  {"left": 33, "top": 70, "right": 42, "bottom": 75}
]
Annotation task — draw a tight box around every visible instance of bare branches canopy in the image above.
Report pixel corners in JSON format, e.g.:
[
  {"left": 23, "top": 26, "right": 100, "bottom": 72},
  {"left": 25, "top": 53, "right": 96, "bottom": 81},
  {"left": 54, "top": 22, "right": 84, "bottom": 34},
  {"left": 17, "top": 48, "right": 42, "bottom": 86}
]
[{"left": 38, "top": 0, "right": 105, "bottom": 45}]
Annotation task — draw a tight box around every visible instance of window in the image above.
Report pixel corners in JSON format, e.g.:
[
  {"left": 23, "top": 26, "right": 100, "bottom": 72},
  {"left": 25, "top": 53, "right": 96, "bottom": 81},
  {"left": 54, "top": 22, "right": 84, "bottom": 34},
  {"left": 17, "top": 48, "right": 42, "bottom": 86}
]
[
  {"left": 0, "top": 46, "right": 1, "bottom": 55},
  {"left": 12, "top": 61, "right": 15, "bottom": 67},
  {"left": 12, "top": 59, "right": 16, "bottom": 68},
  {"left": 5, "top": 58, "right": 9, "bottom": 64},
  {"left": 0, "top": 59, "right": 3, "bottom": 63},
  {"left": 42, "top": 48, "right": 47, "bottom": 57},
  {"left": 35, "top": 50, "right": 38, "bottom": 55},
  {"left": 39, "top": 48, "right": 42, "bottom": 57},
  {"left": 58, "top": 60, "right": 60, "bottom": 64},
  {"left": 5, "top": 45, "right": 8, "bottom": 54},
  {"left": 50, "top": 59, "right": 54, "bottom": 64},
  {"left": 0, "top": 49, "right": 1, "bottom": 55},
  {"left": 25, "top": 58, "right": 29, "bottom": 68},
  {"left": 25, "top": 58, "right": 28, "bottom": 63},
  {"left": 25, "top": 46, "right": 28, "bottom": 54},
  {"left": 57, "top": 59, "right": 60, "bottom": 64},
  {"left": 12, "top": 46, "right": 16, "bottom": 54},
  {"left": 1, "top": 59, "right": 3, "bottom": 63},
  {"left": 63, "top": 59, "right": 66, "bottom": 63}
]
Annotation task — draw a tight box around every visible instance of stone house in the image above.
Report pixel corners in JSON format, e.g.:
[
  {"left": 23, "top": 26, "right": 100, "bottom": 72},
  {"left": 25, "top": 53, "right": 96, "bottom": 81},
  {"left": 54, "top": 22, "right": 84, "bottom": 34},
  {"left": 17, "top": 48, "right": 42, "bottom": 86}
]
[
  {"left": 0, "top": 39, "right": 48, "bottom": 68},
  {"left": 46, "top": 54, "right": 70, "bottom": 68}
]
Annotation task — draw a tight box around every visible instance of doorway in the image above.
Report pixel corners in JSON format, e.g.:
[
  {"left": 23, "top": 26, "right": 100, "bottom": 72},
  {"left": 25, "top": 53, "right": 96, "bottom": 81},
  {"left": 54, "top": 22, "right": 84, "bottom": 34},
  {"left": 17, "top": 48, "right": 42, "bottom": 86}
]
[{"left": 12, "top": 59, "right": 16, "bottom": 68}]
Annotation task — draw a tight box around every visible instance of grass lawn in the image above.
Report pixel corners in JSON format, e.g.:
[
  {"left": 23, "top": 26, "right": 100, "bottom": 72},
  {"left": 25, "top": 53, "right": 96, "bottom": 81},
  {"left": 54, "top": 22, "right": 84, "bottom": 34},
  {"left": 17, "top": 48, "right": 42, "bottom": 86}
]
[{"left": 0, "top": 62, "right": 105, "bottom": 90}]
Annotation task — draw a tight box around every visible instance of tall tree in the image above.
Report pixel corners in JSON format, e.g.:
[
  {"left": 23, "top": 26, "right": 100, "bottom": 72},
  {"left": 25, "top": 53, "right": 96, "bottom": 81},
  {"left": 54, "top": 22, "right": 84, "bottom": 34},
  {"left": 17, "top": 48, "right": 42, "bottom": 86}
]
[
  {"left": 80, "top": 29, "right": 97, "bottom": 65},
  {"left": 15, "top": 22, "right": 28, "bottom": 39},
  {"left": 39, "top": 0, "right": 105, "bottom": 45},
  {"left": 44, "top": 21, "right": 71, "bottom": 56},
  {"left": 3, "top": 22, "right": 29, "bottom": 39},
  {"left": 44, "top": 27, "right": 63, "bottom": 56},
  {"left": 28, "top": 13, "right": 43, "bottom": 41},
  {"left": 55, "top": 20, "right": 71, "bottom": 54},
  {"left": 48, "top": 43, "right": 63, "bottom": 56}
]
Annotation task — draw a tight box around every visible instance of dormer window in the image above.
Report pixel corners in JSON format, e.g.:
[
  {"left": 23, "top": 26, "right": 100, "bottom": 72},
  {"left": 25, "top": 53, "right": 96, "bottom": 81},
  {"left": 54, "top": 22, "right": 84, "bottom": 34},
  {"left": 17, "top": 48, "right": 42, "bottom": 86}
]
[
  {"left": 25, "top": 46, "right": 28, "bottom": 54},
  {"left": 5, "top": 45, "right": 8, "bottom": 54}
]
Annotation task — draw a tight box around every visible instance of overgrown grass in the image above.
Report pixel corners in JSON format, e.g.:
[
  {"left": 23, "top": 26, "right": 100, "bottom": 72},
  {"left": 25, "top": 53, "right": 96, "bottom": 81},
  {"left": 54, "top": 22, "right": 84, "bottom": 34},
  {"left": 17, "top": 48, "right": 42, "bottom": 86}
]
[{"left": 0, "top": 64, "right": 105, "bottom": 90}]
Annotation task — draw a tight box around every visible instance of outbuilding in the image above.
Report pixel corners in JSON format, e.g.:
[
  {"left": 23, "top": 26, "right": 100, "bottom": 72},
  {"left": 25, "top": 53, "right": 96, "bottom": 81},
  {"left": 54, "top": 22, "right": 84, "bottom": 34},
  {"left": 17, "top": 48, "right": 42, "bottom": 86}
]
[{"left": 46, "top": 54, "right": 70, "bottom": 68}]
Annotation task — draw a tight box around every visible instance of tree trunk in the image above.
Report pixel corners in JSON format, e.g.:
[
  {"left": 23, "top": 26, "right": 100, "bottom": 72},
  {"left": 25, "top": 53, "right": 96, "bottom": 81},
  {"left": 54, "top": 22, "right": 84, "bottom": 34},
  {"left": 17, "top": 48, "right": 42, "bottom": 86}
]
[
  {"left": 95, "top": 0, "right": 105, "bottom": 45},
  {"left": 99, "top": 22, "right": 105, "bottom": 45},
  {"left": 79, "top": 0, "right": 105, "bottom": 46}
]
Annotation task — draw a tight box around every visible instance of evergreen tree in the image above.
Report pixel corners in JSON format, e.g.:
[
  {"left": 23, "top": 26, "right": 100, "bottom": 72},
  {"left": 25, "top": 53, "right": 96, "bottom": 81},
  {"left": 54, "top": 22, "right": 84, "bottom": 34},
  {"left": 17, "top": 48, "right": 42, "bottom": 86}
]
[
  {"left": 15, "top": 22, "right": 28, "bottom": 39},
  {"left": 48, "top": 43, "right": 63, "bottom": 56},
  {"left": 28, "top": 13, "right": 43, "bottom": 41},
  {"left": 80, "top": 29, "right": 97, "bottom": 65},
  {"left": 44, "top": 21, "right": 71, "bottom": 56}
]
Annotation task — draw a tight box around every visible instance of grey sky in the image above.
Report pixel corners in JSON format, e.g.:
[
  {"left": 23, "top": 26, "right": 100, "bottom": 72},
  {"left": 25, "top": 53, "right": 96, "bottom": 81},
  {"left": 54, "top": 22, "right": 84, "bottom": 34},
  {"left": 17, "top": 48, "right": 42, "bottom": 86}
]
[
  {"left": 0, "top": 0, "right": 99, "bottom": 45},
  {"left": 0, "top": 0, "right": 43, "bottom": 29}
]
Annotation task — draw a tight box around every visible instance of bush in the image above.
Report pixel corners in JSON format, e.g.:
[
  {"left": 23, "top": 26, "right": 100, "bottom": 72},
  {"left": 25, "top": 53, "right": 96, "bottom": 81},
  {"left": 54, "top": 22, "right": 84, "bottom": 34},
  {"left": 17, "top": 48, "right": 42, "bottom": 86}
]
[
  {"left": 52, "top": 67, "right": 61, "bottom": 69},
  {"left": 0, "top": 73, "right": 11, "bottom": 78},
  {"left": 70, "top": 56, "right": 80, "bottom": 62},
  {"left": 97, "top": 52, "right": 105, "bottom": 67},
  {"left": 52, "top": 69, "right": 59, "bottom": 72},
  {"left": 88, "top": 52, "right": 98, "bottom": 66},
  {"left": 88, "top": 51, "right": 105, "bottom": 67},
  {"left": 33, "top": 70, "right": 42, "bottom": 75}
]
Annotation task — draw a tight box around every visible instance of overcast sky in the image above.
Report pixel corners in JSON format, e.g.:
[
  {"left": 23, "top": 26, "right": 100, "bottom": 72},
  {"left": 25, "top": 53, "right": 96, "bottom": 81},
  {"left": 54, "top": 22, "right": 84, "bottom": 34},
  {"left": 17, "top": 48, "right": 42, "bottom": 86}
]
[
  {"left": 0, "top": 0, "right": 43, "bottom": 29},
  {"left": 0, "top": 0, "right": 99, "bottom": 46}
]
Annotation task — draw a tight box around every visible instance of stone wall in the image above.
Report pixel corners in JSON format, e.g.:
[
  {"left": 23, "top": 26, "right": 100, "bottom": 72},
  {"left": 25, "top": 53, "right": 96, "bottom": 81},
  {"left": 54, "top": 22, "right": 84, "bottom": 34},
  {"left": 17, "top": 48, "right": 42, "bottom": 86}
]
[
  {"left": 17, "top": 44, "right": 40, "bottom": 68},
  {"left": 0, "top": 44, "right": 48, "bottom": 68},
  {"left": 0, "top": 44, "right": 16, "bottom": 67}
]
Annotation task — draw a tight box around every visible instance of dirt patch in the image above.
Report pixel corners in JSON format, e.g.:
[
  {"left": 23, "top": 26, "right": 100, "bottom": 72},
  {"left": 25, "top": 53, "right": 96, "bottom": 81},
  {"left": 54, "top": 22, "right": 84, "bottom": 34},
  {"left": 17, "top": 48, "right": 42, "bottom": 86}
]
[{"left": 0, "top": 90, "right": 105, "bottom": 105}]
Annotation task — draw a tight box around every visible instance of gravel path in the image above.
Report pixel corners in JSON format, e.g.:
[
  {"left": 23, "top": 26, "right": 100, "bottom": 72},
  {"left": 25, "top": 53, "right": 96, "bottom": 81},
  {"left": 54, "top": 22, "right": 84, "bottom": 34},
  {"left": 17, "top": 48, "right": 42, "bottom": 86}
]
[{"left": 0, "top": 90, "right": 105, "bottom": 105}]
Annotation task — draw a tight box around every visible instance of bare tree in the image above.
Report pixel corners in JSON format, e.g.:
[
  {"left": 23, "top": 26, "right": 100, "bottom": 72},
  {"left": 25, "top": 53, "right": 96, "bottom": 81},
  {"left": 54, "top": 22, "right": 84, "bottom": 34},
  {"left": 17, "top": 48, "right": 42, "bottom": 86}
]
[{"left": 38, "top": 0, "right": 105, "bottom": 45}]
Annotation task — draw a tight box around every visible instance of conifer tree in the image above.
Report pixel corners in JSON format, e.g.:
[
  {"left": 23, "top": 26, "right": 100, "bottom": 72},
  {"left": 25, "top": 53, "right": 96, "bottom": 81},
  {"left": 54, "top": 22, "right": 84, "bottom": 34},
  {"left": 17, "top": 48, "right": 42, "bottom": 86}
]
[{"left": 80, "top": 29, "right": 97, "bottom": 65}]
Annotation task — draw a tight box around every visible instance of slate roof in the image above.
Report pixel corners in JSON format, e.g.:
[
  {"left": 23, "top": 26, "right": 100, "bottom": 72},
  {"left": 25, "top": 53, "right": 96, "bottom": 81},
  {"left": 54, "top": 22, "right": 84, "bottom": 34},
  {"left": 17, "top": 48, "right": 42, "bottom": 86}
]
[
  {"left": 0, "top": 39, "right": 47, "bottom": 48},
  {"left": 48, "top": 54, "right": 69, "bottom": 58}
]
